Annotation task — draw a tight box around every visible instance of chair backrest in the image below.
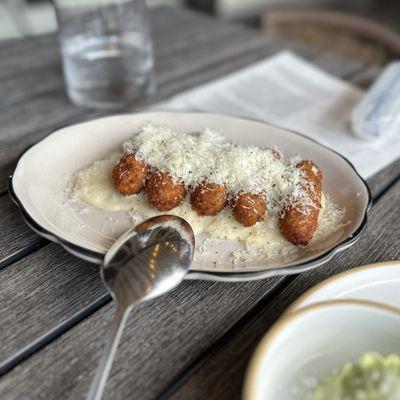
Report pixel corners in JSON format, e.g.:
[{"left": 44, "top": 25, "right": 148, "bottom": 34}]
[{"left": 262, "top": 9, "right": 400, "bottom": 65}]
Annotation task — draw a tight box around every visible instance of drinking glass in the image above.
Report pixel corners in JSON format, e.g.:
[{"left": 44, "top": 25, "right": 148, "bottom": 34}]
[{"left": 53, "top": 0, "right": 155, "bottom": 109}]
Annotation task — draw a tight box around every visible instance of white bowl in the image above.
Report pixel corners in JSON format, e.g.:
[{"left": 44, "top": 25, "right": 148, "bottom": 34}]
[
  {"left": 10, "top": 112, "right": 370, "bottom": 281},
  {"left": 289, "top": 260, "right": 400, "bottom": 312},
  {"left": 244, "top": 300, "right": 400, "bottom": 400}
]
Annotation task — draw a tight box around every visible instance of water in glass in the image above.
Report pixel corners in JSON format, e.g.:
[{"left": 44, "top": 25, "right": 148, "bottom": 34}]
[{"left": 54, "top": 0, "right": 154, "bottom": 109}]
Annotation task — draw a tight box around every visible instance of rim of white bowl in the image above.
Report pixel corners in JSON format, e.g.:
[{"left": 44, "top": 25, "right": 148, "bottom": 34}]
[
  {"left": 286, "top": 260, "right": 400, "bottom": 314},
  {"left": 243, "top": 298, "right": 400, "bottom": 400}
]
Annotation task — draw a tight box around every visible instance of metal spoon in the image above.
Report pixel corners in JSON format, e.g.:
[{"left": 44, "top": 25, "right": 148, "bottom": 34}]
[{"left": 86, "top": 215, "right": 195, "bottom": 400}]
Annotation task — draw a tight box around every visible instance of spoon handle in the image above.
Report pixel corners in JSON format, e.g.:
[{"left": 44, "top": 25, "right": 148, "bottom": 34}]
[{"left": 86, "top": 303, "right": 131, "bottom": 400}]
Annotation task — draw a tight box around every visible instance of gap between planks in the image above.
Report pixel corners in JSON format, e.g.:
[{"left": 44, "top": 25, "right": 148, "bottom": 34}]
[
  {"left": 0, "top": 293, "right": 110, "bottom": 376},
  {"left": 0, "top": 168, "right": 398, "bottom": 382},
  {"left": 165, "top": 182, "right": 400, "bottom": 400},
  {"left": 0, "top": 73, "right": 398, "bottom": 378},
  {"left": 0, "top": 237, "right": 47, "bottom": 272},
  {"left": 0, "top": 37, "right": 303, "bottom": 192},
  {"left": 0, "top": 42, "right": 325, "bottom": 274},
  {"left": 153, "top": 172, "right": 400, "bottom": 400},
  {"left": 0, "top": 19, "right": 393, "bottom": 390},
  {"left": 0, "top": 45, "right": 366, "bottom": 195}
]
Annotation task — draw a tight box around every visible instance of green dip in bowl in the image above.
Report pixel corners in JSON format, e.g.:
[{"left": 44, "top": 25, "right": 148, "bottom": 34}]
[{"left": 311, "top": 352, "right": 400, "bottom": 400}]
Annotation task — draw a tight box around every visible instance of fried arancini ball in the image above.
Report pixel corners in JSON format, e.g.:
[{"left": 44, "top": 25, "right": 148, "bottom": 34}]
[
  {"left": 146, "top": 170, "right": 187, "bottom": 211},
  {"left": 191, "top": 181, "right": 227, "bottom": 216},
  {"left": 112, "top": 154, "right": 149, "bottom": 196},
  {"left": 297, "top": 160, "right": 322, "bottom": 207},
  {"left": 278, "top": 160, "right": 322, "bottom": 246},
  {"left": 232, "top": 192, "right": 266, "bottom": 227}
]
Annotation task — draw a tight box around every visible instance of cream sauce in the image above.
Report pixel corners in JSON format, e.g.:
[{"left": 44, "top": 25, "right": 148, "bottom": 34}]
[{"left": 71, "top": 153, "right": 345, "bottom": 262}]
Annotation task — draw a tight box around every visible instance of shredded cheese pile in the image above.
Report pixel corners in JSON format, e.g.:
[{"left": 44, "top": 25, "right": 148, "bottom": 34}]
[{"left": 124, "top": 124, "right": 312, "bottom": 215}]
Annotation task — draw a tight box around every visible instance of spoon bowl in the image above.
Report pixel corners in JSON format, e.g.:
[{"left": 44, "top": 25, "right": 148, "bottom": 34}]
[
  {"left": 87, "top": 215, "right": 195, "bottom": 400},
  {"left": 103, "top": 215, "right": 194, "bottom": 306}
]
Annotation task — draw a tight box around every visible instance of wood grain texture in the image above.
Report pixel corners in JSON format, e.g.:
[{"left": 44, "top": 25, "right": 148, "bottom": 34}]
[
  {"left": 0, "top": 29, "right": 281, "bottom": 189},
  {"left": 168, "top": 177, "right": 400, "bottom": 400},
  {"left": 367, "top": 157, "right": 400, "bottom": 198},
  {"left": 0, "top": 8, "right": 374, "bottom": 192},
  {"left": 0, "top": 8, "right": 246, "bottom": 106},
  {"left": 0, "top": 35, "right": 56, "bottom": 78},
  {"left": 0, "top": 8, "right": 254, "bottom": 186},
  {"left": 0, "top": 272, "right": 283, "bottom": 399},
  {"left": 0, "top": 7, "right": 217, "bottom": 80},
  {"left": 0, "top": 8, "right": 379, "bottom": 261},
  {"left": 0, "top": 196, "right": 43, "bottom": 268},
  {"left": 0, "top": 174, "right": 398, "bottom": 400},
  {"left": 0, "top": 7, "right": 398, "bottom": 400},
  {"left": 0, "top": 244, "right": 104, "bottom": 363},
  {"left": 0, "top": 48, "right": 383, "bottom": 297}
]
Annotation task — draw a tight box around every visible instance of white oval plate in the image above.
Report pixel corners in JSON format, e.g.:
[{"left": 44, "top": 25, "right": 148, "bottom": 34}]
[
  {"left": 10, "top": 112, "right": 370, "bottom": 281},
  {"left": 289, "top": 260, "right": 400, "bottom": 312},
  {"left": 244, "top": 300, "right": 400, "bottom": 400}
]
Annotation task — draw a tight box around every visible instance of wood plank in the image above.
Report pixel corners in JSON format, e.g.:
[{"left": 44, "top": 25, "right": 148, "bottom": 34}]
[
  {"left": 0, "top": 97, "right": 88, "bottom": 192},
  {"left": 0, "top": 28, "right": 392, "bottom": 366},
  {"left": 0, "top": 23, "right": 283, "bottom": 191},
  {"left": 0, "top": 271, "right": 282, "bottom": 399},
  {"left": 0, "top": 7, "right": 219, "bottom": 79},
  {"left": 0, "top": 11, "right": 375, "bottom": 195},
  {"left": 1, "top": 149, "right": 394, "bottom": 366},
  {"left": 0, "top": 195, "right": 44, "bottom": 269},
  {"left": 0, "top": 7, "right": 294, "bottom": 372},
  {"left": 0, "top": 9, "right": 245, "bottom": 106},
  {"left": 0, "top": 105, "right": 397, "bottom": 396},
  {"left": 0, "top": 49, "right": 368, "bottom": 195},
  {"left": 0, "top": 35, "right": 55, "bottom": 72},
  {"left": 0, "top": 244, "right": 105, "bottom": 364},
  {"left": 0, "top": 48, "right": 375, "bottom": 262},
  {"left": 0, "top": 39, "right": 369, "bottom": 192},
  {"left": 0, "top": 174, "right": 398, "bottom": 400},
  {"left": 167, "top": 178, "right": 400, "bottom": 400},
  {"left": 0, "top": 7, "right": 397, "bottom": 400},
  {"left": 366, "top": 157, "right": 400, "bottom": 198}
]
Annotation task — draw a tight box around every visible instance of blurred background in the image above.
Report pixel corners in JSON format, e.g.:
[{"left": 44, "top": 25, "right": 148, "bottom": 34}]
[
  {"left": 1, "top": 0, "right": 400, "bottom": 68},
  {"left": 1, "top": 1, "right": 400, "bottom": 35}
]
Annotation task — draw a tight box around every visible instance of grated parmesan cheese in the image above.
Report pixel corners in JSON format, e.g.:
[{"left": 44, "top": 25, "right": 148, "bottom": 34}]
[
  {"left": 123, "top": 124, "right": 309, "bottom": 215},
  {"left": 69, "top": 153, "right": 345, "bottom": 265}
]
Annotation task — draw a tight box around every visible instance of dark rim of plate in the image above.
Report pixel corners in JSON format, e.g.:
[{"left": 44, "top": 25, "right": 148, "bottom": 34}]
[{"left": 8, "top": 112, "right": 372, "bottom": 282}]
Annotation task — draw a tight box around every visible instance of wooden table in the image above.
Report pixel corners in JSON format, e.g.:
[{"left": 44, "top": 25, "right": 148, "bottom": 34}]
[{"left": 0, "top": 7, "right": 399, "bottom": 400}]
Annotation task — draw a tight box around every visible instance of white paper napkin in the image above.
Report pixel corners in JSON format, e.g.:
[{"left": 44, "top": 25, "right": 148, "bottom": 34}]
[{"left": 157, "top": 51, "right": 399, "bottom": 179}]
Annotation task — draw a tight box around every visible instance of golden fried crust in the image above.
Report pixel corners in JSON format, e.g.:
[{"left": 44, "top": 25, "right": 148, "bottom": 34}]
[
  {"left": 232, "top": 192, "right": 266, "bottom": 227},
  {"left": 112, "top": 154, "right": 149, "bottom": 196},
  {"left": 278, "top": 160, "right": 322, "bottom": 246},
  {"left": 296, "top": 160, "right": 322, "bottom": 206},
  {"left": 191, "top": 182, "right": 227, "bottom": 216},
  {"left": 146, "top": 170, "right": 187, "bottom": 211}
]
